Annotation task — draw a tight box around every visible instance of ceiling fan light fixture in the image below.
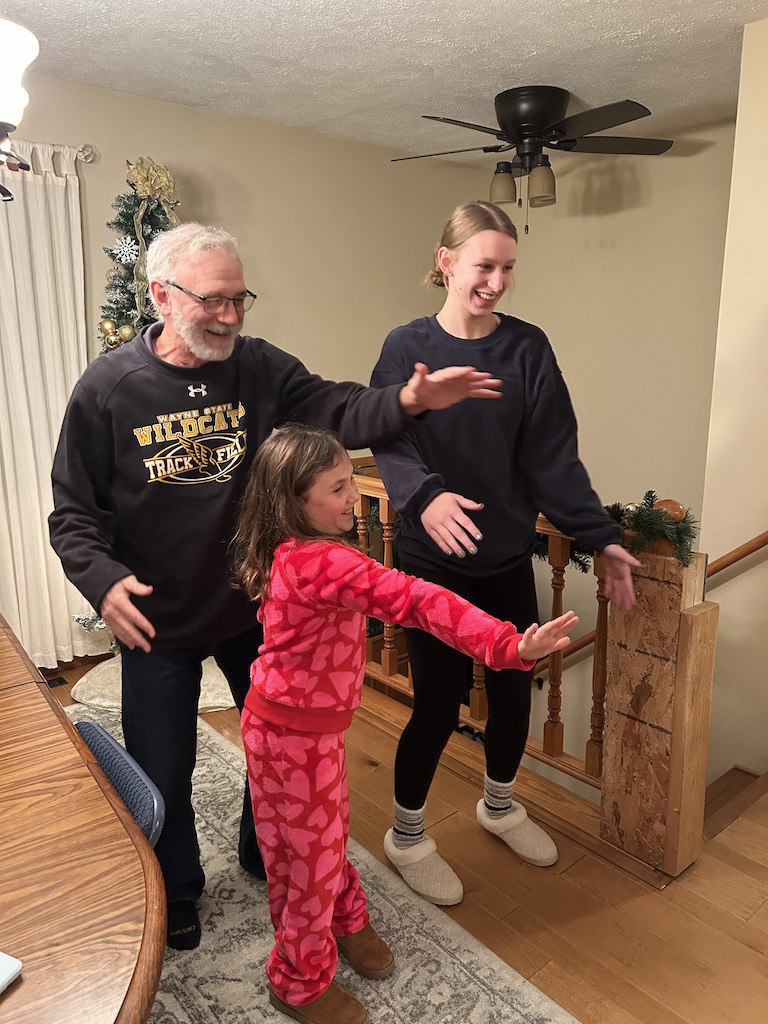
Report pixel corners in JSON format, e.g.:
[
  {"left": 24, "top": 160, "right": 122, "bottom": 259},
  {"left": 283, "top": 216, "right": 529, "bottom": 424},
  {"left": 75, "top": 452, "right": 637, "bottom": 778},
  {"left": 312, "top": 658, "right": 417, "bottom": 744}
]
[
  {"left": 489, "top": 160, "right": 516, "bottom": 205},
  {"left": 528, "top": 160, "right": 556, "bottom": 208},
  {"left": 0, "top": 18, "right": 39, "bottom": 138}
]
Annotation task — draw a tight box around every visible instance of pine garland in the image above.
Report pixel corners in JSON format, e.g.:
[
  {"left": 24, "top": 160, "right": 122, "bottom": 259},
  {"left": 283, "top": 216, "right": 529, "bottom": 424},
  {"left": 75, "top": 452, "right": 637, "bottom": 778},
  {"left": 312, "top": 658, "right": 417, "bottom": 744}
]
[
  {"left": 606, "top": 490, "right": 699, "bottom": 566},
  {"left": 535, "top": 491, "right": 699, "bottom": 570}
]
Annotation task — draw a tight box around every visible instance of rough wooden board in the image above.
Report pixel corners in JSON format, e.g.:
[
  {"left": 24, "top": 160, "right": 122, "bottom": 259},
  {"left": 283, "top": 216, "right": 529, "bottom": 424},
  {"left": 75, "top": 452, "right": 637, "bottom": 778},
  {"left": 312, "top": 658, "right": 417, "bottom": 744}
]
[
  {"left": 664, "top": 601, "right": 718, "bottom": 873},
  {"left": 600, "top": 712, "right": 670, "bottom": 865},
  {"left": 605, "top": 643, "right": 676, "bottom": 728}
]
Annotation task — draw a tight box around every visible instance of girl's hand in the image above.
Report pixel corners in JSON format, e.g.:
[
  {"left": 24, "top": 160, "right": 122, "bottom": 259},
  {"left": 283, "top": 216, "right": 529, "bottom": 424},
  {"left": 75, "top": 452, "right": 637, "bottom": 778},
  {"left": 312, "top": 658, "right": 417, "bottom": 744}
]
[{"left": 518, "top": 610, "right": 579, "bottom": 662}]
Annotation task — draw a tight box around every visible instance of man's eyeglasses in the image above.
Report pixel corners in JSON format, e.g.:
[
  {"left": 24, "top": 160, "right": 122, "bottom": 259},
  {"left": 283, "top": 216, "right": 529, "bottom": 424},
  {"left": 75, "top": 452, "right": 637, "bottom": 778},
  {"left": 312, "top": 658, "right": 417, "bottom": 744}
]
[{"left": 166, "top": 281, "right": 257, "bottom": 314}]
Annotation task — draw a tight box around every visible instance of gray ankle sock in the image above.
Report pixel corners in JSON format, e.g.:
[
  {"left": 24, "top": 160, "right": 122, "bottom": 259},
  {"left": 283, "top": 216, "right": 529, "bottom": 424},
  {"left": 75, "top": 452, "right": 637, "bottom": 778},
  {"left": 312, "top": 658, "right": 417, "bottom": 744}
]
[
  {"left": 483, "top": 774, "right": 515, "bottom": 819},
  {"left": 392, "top": 800, "right": 427, "bottom": 849}
]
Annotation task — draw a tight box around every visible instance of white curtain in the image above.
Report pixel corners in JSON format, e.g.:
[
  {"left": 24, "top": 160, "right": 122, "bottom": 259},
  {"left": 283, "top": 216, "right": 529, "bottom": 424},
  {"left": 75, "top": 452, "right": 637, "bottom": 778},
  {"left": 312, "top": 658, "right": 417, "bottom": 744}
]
[{"left": 0, "top": 140, "right": 110, "bottom": 666}]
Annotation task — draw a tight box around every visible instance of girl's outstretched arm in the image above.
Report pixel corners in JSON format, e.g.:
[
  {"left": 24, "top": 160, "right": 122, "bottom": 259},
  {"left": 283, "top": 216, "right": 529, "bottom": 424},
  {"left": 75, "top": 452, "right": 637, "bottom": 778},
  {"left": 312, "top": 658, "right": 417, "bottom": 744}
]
[{"left": 286, "top": 541, "right": 575, "bottom": 672}]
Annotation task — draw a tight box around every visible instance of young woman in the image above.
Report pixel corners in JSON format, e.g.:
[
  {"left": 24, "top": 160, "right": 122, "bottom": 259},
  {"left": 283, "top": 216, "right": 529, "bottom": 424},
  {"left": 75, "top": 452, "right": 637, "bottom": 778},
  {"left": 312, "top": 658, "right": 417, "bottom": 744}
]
[
  {"left": 370, "top": 200, "right": 639, "bottom": 906},
  {"left": 233, "top": 423, "right": 577, "bottom": 1024}
]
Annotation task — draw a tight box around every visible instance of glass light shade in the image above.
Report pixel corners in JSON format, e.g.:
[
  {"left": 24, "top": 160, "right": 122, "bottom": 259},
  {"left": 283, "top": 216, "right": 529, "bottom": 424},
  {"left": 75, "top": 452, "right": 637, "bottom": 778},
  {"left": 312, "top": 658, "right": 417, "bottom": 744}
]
[
  {"left": 0, "top": 19, "right": 40, "bottom": 132},
  {"left": 489, "top": 162, "right": 517, "bottom": 205},
  {"left": 528, "top": 164, "right": 556, "bottom": 207}
]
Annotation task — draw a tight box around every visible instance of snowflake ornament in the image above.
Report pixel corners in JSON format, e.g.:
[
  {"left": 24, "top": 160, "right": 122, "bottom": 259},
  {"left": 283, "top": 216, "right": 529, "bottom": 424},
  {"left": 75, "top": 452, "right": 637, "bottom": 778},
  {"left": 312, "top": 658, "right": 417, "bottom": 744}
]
[{"left": 112, "top": 235, "right": 140, "bottom": 263}]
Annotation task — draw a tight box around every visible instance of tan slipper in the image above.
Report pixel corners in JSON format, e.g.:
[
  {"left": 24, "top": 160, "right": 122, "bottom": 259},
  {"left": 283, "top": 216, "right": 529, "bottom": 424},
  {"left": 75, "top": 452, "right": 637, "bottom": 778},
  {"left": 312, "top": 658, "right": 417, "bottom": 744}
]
[
  {"left": 476, "top": 798, "right": 558, "bottom": 866},
  {"left": 383, "top": 828, "right": 463, "bottom": 905}
]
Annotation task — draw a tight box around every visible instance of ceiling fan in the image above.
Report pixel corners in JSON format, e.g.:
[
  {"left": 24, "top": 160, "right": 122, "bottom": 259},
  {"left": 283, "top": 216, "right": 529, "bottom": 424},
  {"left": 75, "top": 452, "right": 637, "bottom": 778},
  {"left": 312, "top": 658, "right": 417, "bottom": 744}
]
[{"left": 393, "top": 85, "right": 673, "bottom": 208}]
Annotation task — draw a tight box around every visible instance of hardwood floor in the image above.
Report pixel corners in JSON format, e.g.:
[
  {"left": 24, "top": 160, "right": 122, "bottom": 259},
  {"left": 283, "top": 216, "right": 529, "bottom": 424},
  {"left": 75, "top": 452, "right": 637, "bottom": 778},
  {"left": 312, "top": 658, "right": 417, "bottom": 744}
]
[{"left": 49, "top": 660, "right": 768, "bottom": 1024}]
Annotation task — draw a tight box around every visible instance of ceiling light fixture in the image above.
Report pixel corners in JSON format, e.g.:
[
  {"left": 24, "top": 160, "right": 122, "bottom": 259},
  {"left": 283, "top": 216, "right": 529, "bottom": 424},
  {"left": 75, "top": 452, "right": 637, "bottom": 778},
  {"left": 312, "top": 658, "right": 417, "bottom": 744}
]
[
  {"left": 489, "top": 161, "right": 517, "bottom": 205},
  {"left": 0, "top": 17, "right": 40, "bottom": 200},
  {"left": 528, "top": 154, "right": 556, "bottom": 208}
]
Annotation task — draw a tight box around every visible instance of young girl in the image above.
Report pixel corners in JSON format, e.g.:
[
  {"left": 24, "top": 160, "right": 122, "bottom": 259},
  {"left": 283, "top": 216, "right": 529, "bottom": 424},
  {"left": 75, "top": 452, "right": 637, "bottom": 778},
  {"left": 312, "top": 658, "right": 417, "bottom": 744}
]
[
  {"left": 234, "top": 423, "right": 577, "bottom": 1024},
  {"left": 369, "top": 200, "right": 640, "bottom": 906}
]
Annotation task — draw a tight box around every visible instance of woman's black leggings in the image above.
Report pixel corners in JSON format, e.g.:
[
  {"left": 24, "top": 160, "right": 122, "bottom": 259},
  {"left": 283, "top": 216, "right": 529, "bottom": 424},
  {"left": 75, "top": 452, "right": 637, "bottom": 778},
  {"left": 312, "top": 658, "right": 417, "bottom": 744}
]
[{"left": 394, "top": 558, "right": 539, "bottom": 810}]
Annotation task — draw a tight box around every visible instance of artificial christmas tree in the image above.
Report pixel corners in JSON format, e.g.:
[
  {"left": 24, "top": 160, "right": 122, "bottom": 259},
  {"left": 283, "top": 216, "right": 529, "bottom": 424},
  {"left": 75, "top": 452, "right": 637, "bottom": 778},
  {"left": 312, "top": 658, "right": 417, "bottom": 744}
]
[{"left": 98, "top": 156, "right": 180, "bottom": 352}]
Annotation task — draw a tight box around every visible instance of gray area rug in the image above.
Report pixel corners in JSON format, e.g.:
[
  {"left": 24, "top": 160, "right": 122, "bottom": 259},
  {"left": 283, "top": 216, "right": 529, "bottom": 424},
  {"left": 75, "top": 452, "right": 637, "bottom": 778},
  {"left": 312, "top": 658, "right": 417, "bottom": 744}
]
[{"left": 66, "top": 703, "right": 579, "bottom": 1024}]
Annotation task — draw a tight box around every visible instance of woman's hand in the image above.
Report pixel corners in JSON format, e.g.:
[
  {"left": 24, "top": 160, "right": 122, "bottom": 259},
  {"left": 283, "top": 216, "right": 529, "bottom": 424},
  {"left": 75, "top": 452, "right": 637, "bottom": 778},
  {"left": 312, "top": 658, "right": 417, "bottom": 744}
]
[
  {"left": 517, "top": 610, "right": 579, "bottom": 662},
  {"left": 421, "top": 491, "right": 485, "bottom": 557},
  {"left": 600, "top": 544, "right": 642, "bottom": 610}
]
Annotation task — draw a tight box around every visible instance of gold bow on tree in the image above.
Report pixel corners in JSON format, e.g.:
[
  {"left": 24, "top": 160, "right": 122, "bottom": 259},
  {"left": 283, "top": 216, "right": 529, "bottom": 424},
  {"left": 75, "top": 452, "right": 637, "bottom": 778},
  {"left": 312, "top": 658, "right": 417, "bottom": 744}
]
[{"left": 126, "top": 157, "right": 180, "bottom": 321}]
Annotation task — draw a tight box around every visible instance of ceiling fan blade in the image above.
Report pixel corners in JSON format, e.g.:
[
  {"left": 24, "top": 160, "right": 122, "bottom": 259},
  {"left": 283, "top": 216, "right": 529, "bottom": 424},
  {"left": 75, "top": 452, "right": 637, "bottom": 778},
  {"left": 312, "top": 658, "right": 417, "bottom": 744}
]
[
  {"left": 549, "top": 100, "right": 650, "bottom": 141},
  {"left": 422, "top": 115, "right": 517, "bottom": 143},
  {"left": 551, "top": 135, "right": 673, "bottom": 155},
  {"left": 391, "top": 143, "right": 513, "bottom": 163}
]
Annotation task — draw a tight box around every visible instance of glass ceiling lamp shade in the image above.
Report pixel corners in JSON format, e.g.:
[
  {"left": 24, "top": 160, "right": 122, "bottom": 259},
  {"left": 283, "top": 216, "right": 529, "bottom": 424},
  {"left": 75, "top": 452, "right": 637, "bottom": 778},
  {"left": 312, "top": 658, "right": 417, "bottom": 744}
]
[
  {"left": 528, "top": 156, "right": 556, "bottom": 208},
  {"left": 0, "top": 18, "right": 40, "bottom": 138},
  {"left": 489, "top": 161, "right": 517, "bottom": 205}
]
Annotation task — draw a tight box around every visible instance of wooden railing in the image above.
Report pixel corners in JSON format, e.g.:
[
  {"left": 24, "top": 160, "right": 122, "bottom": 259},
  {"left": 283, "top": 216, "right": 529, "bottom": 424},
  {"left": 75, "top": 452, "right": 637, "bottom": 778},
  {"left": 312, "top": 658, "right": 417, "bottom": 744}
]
[
  {"left": 353, "top": 462, "right": 721, "bottom": 881},
  {"left": 706, "top": 530, "right": 768, "bottom": 580},
  {"left": 353, "top": 462, "right": 611, "bottom": 789}
]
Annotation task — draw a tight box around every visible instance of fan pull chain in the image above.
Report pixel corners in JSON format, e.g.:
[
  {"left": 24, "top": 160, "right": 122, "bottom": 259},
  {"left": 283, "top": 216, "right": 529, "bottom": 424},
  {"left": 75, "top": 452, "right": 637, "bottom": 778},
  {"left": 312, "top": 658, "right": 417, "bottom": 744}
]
[{"left": 523, "top": 175, "right": 529, "bottom": 235}]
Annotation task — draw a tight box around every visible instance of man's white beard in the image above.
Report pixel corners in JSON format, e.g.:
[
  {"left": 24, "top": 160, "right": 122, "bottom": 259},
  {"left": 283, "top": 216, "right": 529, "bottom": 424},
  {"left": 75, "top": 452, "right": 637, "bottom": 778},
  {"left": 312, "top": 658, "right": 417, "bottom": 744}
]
[{"left": 170, "top": 309, "right": 239, "bottom": 362}]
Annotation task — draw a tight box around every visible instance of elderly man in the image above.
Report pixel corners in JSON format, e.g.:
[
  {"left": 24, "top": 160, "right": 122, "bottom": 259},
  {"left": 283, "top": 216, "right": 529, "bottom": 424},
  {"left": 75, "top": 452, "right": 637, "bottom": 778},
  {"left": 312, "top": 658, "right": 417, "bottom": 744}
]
[{"left": 49, "top": 222, "right": 502, "bottom": 949}]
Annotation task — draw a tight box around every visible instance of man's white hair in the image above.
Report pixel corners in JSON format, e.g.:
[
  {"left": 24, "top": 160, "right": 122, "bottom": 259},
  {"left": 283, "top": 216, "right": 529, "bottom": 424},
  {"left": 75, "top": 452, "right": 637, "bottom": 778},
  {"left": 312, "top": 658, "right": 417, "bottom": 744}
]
[{"left": 146, "top": 223, "right": 242, "bottom": 320}]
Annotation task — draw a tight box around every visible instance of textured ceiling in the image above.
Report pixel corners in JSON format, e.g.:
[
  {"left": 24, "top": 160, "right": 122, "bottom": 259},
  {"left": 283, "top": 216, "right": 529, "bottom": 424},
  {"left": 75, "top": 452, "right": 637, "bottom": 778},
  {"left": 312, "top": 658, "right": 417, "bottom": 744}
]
[{"left": 6, "top": 0, "right": 768, "bottom": 161}]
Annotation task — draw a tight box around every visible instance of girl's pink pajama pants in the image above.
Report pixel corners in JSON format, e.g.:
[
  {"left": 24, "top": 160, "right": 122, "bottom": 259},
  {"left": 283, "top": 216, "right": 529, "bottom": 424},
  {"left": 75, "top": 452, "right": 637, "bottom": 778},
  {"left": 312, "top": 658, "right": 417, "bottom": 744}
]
[{"left": 242, "top": 708, "right": 369, "bottom": 1005}]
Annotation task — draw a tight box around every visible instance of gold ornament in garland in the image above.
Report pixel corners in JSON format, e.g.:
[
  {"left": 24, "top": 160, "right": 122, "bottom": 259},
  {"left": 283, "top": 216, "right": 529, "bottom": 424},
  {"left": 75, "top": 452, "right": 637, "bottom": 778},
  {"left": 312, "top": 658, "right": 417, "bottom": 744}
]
[
  {"left": 125, "top": 157, "right": 181, "bottom": 322},
  {"left": 99, "top": 318, "right": 137, "bottom": 348}
]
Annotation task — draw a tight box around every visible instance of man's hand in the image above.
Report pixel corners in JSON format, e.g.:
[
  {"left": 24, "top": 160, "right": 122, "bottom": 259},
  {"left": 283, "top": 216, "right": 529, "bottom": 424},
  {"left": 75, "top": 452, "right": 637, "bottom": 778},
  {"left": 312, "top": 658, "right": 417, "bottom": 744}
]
[
  {"left": 100, "top": 575, "right": 156, "bottom": 653},
  {"left": 600, "top": 544, "right": 642, "bottom": 610},
  {"left": 399, "top": 362, "right": 503, "bottom": 415},
  {"left": 421, "top": 492, "right": 485, "bottom": 557},
  {"left": 517, "top": 610, "right": 579, "bottom": 662}
]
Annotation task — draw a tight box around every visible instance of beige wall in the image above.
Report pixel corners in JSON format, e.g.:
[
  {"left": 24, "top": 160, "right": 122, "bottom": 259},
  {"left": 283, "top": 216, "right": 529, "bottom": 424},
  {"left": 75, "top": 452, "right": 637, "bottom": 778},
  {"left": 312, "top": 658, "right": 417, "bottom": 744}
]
[
  {"left": 18, "top": 74, "right": 488, "bottom": 382},
  {"left": 507, "top": 121, "right": 734, "bottom": 516},
  {"left": 18, "top": 70, "right": 750, "bottom": 779},
  {"left": 700, "top": 19, "right": 768, "bottom": 782}
]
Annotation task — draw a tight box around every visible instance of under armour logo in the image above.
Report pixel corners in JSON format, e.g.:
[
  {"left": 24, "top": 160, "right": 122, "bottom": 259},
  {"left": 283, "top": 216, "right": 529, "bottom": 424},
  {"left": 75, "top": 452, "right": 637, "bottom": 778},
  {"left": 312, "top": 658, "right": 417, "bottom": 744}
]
[{"left": 188, "top": 384, "right": 207, "bottom": 397}]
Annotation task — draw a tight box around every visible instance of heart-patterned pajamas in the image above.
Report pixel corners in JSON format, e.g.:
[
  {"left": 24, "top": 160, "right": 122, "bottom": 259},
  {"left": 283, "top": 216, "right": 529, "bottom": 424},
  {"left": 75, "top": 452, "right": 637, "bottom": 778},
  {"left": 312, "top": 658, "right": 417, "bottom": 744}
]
[{"left": 242, "top": 538, "right": 532, "bottom": 1005}]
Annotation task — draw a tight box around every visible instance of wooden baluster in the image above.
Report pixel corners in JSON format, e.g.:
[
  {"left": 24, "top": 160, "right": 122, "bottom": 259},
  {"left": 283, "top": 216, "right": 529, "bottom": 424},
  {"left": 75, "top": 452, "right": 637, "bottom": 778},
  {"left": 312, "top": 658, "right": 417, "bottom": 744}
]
[
  {"left": 354, "top": 494, "right": 375, "bottom": 664},
  {"left": 354, "top": 493, "right": 370, "bottom": 556},
  {"left": 378, "top": 496, "right": 400, "bottom": 677},
  {"left": 542, "top": 534, "right": 569, "bottom": 757},
  {"left": 585, "top": 554, "right": 609, "bottom": 777},
  {"left": 469, "top": 658, "right": 488, "bottom": 723}
]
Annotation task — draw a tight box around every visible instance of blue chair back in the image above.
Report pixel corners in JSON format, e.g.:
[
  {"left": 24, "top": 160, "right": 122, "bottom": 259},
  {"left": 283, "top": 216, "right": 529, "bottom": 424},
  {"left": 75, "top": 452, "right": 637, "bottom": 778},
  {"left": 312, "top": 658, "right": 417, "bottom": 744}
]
[{"left": 75, "top": 720, "right": 165, "bottom": 848}]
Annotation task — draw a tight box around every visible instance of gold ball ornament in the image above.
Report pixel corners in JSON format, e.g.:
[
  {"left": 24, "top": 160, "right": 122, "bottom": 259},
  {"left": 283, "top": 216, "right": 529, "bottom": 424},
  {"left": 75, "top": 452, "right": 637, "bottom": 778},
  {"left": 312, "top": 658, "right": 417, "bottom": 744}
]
[
  {"left": 653, "top": 498, "right": 686, "bottom": 523},
  {"left": 104, "top": 333, "right": 121, "bottom": 349},
  {"left": 623, "top": 502, "right": 639, "bottom": 515},
  {"left": 118, "top": 324, "right": 136, "bottom": 341},
  {"left": 99, "top": 318, "right": 118, "bottom": 336}
]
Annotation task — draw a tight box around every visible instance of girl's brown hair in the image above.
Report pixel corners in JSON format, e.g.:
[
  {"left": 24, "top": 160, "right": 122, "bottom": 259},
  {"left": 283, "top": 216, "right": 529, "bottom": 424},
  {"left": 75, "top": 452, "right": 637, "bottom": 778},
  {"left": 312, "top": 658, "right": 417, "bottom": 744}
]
[
  {"left": 426, "top": 200, "right": 518, "bottom": 288},
  {"left": 233, "top": 424, "right": 350, "bottom": 600}
]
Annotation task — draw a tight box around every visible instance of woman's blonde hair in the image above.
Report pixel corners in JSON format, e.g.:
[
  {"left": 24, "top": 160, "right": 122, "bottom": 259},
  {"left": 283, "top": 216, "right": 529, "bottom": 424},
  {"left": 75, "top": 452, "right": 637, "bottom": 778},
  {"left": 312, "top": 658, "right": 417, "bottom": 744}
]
[
  {"left": 233, "top": 424, "right": 350, "bottom": 600},
  {"left": 426, "top": 200, "right": 518, "bottom": 288}
]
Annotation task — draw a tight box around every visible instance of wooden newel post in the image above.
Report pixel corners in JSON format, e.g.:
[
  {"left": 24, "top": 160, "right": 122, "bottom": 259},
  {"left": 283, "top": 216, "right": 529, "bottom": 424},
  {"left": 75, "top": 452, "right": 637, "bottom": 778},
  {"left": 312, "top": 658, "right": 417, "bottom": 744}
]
[{"left": 599, "top": 550, "right": 718, "bottom": 876}]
